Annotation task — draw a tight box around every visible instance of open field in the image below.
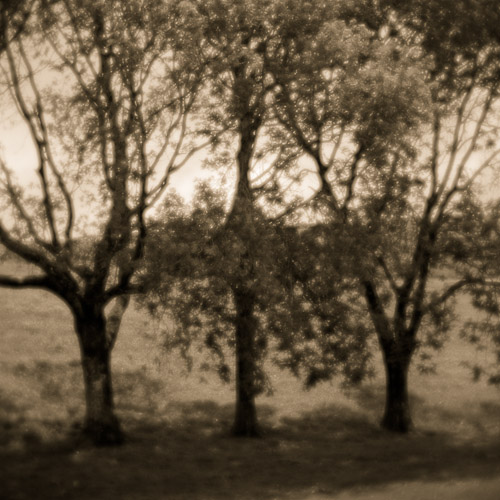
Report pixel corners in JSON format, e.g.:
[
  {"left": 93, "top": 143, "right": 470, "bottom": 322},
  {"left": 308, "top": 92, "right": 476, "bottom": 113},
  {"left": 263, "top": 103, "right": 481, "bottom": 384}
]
[{"left": 0, "top": 260, "right": 499, "bottom": 499}]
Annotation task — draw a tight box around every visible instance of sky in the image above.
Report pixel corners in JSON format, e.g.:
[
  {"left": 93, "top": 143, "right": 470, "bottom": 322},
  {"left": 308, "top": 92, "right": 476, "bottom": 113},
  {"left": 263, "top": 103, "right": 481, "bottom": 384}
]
[
  {"left": 0, "top": 117, "right": 208, "bottom": 201},
  {"left": 1, "top": 41, "right": 499, "bottom": 235}
]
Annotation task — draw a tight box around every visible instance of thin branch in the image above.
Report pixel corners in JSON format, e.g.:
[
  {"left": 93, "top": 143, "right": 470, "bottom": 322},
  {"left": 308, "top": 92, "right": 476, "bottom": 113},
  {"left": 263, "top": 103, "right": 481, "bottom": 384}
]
[
  {"left": 341, "top": 144, "right": 364, "bottom": 217},
  {"left": 61, "top": 0, "right": 99, "bottom": 80},
  {"left": 0, "top": 222, "right": 56, "bottom": 274},
  {"left": 436, "top": 78, "right": 476, "bottom": 198},
  {"left": 458, "top": 146, "right": 500, "bottom": 191},
  {"left": 435, "top": 85, "right": 499, "bottom": 224},
  {"left": 105, "top": 294, "right": 130, "bottom": 349},
  {"left": 16, "top": 40, "right": 60, "bottom": 248},
  {"left": 424, "top": 277, "right": 487, "bottom": 311},
  {"left": 376, "top": 255, "right": 399, "bottom": 294},
  {"left": 449, "top": 85, "right": 498, "bottom": 190},
  {"left": 0, "top": 273, "right": 54, "bottom": 290},
  {"left": 18, "top": 40, "right": 76, "bottom": 243},
  {"left": 249, "top": 146, "right": 287, "bottom": 186},
  {"left": 325, "top": 123, "right": 346, "bottom": 168},
  {"left": 145, "top": 134, "right": 217, "bottom": 208},
  {"left": 47, "top": 30, "right": 99, "bottom": 111},
  {"left": 269, "top": 190, "right": 320, "bottom": 222},
  {"left": 429, "top": 110, "right": 441, "bottom": 195},
  {"left": 0, "top": 160, "right": 52, "bottom": 251}
]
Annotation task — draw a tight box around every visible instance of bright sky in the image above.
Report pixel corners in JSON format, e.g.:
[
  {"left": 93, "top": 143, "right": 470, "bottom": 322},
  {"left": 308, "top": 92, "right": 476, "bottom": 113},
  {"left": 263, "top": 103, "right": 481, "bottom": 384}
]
[
  {"left": 1, "top": 46, "right": 499, "bottom": 233},
  {"left": 0, "top": 120, "right": 208, "bottom": 199},
  {"left": 0, "top": 43, "right": 218, "bottom": 224}
]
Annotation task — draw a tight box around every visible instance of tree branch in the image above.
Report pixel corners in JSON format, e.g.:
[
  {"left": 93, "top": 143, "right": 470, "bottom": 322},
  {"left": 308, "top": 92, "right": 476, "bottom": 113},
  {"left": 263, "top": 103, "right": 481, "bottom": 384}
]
[
  {"left": 0, "top": 273, "right": 54, "bottom": 291},
  {"left": 376, "top": 255, "right": 399, "bottom": 295},
  {"left": 362, "top": 279, "right": 393, "bottom": 342},
  {"left": 105, "top": 294, "right": 130, "bottom": 349}
]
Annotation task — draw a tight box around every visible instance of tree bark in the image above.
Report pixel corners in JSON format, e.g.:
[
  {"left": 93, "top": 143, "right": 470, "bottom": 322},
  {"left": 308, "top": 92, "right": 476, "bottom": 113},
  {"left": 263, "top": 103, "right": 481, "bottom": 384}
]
[
  {"left": 76, "top": 314, "right": 123, "bottom": 445},
  {"left": 232, "top": 287, "right": 260, "bottom": 437},
  {"left": 380, "top": 343, "right": 412, "bottom": 433}
]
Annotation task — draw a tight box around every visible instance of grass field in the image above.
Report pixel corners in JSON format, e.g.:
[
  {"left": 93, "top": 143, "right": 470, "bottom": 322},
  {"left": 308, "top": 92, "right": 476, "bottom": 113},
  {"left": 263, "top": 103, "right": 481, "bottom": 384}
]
[{"left": 0, "top": 260, "right": 499, "bottom": 499}]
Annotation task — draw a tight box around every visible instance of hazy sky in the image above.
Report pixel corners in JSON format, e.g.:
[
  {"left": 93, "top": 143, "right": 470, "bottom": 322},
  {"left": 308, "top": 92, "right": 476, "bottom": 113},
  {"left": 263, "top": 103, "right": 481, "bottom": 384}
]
[{"left": 0, "top": 108, "right": 212, "bottom": 204}]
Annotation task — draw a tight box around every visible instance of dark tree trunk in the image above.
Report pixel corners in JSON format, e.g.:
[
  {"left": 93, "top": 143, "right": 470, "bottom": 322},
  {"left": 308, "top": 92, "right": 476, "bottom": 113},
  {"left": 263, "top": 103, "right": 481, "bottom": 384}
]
[
  {"left": 232, "top": 287, "right": 260, "bottom": 437},
  {"left": 227, "top": 66, "right": 263, "bottom": 437},
  {"left": 380, "top": 343, "right": 413, "bottom": 433},
  {"left": 76, "top": 314, "right": 123, "bottom": 446}
]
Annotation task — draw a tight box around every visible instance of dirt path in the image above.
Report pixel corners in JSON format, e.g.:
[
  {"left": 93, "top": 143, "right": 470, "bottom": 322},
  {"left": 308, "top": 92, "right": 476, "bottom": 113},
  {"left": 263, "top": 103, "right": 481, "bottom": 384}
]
[{"left": 305, "top": 477, "right": 500, "bottom": 500}]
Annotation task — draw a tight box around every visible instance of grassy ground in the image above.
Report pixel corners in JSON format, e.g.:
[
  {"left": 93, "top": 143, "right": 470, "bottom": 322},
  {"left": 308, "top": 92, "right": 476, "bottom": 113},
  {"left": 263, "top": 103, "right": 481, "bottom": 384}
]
[{"left": 0, "top": 260, "right": 499, "bottom": 499}]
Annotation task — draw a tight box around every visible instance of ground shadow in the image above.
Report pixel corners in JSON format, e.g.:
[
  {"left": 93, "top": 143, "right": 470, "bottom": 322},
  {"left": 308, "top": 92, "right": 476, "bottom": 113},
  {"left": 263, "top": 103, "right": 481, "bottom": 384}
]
[
  {"left": 350, "top": 383, "right": 500, "bottom": 436},
  {"left": 1, "top": 397, "right": 499, "bottom": 500}
]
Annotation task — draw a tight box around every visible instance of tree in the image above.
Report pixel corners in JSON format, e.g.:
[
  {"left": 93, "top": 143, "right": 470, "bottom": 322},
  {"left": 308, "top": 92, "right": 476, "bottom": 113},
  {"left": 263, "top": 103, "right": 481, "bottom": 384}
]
[
  {"left": 138, "top": 0, "right": 283, "bottom": 436},
  {"left": 368, "top": 0, "right": 500, "bottom": 432},
  {"left": 141, "top": 0, "right": 364, "bottom": 436},
  {"left": 265, "top": 0, "right": 500, "bottom": 432},
  {"left": 159, "top": 0, "right": 300, "bottom": 437},
  {"left": 142, "top": 184, "right": 294, "bottom": 433},
  {"left": 0, "top": 0, "right": 203, "bottom": 444}
]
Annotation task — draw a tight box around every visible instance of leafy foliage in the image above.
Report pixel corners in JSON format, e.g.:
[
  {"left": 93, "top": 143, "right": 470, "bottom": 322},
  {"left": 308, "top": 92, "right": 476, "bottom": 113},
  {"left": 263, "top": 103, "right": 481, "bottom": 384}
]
[
  {"left": 141, "top": 186, "right": 282, "bottom": 391},
  {"left": 140, "top": 185, "right": 377, "bottom": 394}
]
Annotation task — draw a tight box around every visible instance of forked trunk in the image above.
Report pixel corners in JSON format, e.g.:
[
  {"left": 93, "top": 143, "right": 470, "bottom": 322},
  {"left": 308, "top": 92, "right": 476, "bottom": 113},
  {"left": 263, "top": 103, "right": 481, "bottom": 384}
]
[
  {"left": 381, "top": 346, "right": 412, "bottom": 433},
  {"left": 77, "top": 315, "right": 123, "bottom": 445},
  {"left": 364, "top": 281, "right": 415, "bottom": 432},
  {"left": 232, "top": 288, "right": 260, "bottom": 437}
]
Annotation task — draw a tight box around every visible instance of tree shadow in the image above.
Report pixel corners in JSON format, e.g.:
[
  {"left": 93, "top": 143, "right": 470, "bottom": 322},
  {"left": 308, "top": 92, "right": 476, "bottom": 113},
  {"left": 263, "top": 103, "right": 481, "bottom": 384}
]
[
  {"left": 0, "top": 390, "right": 23, "bottom": 447},
  {"left": 349, "top": 383, "right": 500, "bottom": 436},
  {"left": 1, "top": 396, "right": 499, "bottom": 500},
  {"left": 0, "top": 388, "right": 72, "bottom": 450}
]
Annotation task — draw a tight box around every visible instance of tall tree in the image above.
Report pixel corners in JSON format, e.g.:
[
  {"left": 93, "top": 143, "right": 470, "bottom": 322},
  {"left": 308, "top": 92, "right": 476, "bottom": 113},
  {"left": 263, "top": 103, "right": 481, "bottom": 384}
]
[
  {"left": 142, "top": 185, "right": 293, "bottom": 433},
  {"left": 143, "top": 0, "right": 281, "bottom": 437},
  {"left": 142, "top": 0, "right": 356, "bottom": 437},
  {"left": 368, "top": 0, "right": 500, "bottom": 431},
  {"left": 266, "top": 0, "right": 500, "bottom": 432},
  {"left": 0, "top": 0, "right": 203, "bottom": 444}
]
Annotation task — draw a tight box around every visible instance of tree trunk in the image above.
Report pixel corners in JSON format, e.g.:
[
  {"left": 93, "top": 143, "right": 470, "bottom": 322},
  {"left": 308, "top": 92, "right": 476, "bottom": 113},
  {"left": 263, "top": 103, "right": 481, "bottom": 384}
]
[
  {"left": 76, "top": 315, "right": 123, "bottom": 446},
  {"left": 381, "top": 345, "right": 412, "bottom": 433},
  {"left": 232, "top": 287, "right": 260, "bottom": 437}
]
